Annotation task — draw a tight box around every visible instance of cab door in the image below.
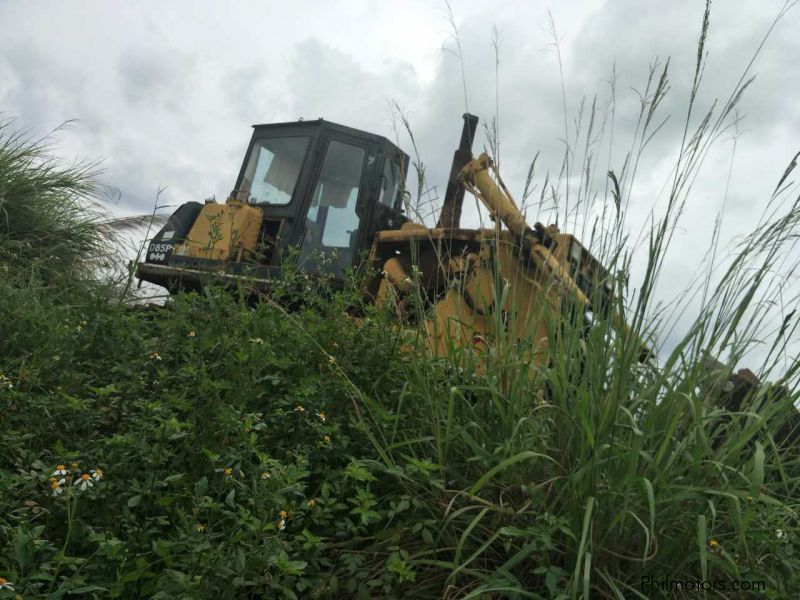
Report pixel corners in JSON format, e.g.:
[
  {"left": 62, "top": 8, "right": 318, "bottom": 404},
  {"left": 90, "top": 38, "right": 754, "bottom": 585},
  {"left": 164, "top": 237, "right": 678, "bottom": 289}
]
[{"left": 298, "top": 132, "right": 379, "bottom": 279}]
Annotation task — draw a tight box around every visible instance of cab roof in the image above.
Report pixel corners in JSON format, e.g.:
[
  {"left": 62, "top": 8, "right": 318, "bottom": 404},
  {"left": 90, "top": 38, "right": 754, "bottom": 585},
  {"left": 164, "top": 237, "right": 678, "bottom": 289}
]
[{"left": 251, "top": 118, "right": 407, "bottom": 160}]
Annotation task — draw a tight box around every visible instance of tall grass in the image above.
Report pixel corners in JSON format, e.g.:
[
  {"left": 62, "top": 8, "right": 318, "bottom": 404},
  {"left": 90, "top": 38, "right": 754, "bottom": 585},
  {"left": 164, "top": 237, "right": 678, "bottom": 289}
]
[
  {"left": 0, "top": 119, "right": 166, "bottom": 299},
  {"left": 373, "top": 1, "right": 800, "bottom": 597},
  {"left": 0, "top": 120, "right": 112, "bottom": 290}
]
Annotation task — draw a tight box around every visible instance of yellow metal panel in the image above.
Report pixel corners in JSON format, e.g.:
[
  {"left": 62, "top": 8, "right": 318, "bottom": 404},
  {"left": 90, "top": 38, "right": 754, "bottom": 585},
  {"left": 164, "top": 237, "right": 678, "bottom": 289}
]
[{"left": 178, "top": 200, "right": 263, "bottom": 261}]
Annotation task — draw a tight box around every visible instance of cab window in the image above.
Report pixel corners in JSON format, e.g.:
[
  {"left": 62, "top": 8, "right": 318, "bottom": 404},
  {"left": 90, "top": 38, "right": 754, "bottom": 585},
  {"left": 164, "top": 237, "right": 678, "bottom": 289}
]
[
  {"left": 378, "top": 159, "right": 402, "bottom": 209},
  {"left": 238, "top": 136, "right": 309, "bottom": 205},
  {"left": 300, "top": 140, "right": 366, "bottom": 276}
]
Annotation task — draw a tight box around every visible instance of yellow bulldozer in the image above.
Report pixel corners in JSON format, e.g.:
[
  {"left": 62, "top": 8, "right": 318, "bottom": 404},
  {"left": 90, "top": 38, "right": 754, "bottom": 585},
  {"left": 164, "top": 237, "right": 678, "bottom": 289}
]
[
  {"left": 136, "top": 114, "right": 635, "bottom": 364},
  {"left": 135, "top": 114, "right": 794, "bottom": 437}
]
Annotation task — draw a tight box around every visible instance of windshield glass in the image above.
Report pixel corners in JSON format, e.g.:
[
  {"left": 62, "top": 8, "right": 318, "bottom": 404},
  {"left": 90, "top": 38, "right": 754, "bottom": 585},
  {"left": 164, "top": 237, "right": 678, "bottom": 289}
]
[{"left": 238, "top": 136, "right": 309, "bottom": 205}]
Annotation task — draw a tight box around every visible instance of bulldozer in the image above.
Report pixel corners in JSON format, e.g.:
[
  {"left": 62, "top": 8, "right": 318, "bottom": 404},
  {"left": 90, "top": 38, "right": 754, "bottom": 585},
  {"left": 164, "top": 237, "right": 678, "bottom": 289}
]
[
  {"left": 136, "top": 114, "right": 629, "bottom": 364},
  {"left": 134, "top": 114, "right": 797, "bottom": 439}
]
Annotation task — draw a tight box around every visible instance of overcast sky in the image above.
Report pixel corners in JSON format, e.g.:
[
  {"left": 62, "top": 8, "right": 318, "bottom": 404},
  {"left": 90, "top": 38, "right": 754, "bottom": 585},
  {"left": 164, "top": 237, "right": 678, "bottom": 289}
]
[{"left": 2, "top": 0, "right": 799, "bottom": 369}]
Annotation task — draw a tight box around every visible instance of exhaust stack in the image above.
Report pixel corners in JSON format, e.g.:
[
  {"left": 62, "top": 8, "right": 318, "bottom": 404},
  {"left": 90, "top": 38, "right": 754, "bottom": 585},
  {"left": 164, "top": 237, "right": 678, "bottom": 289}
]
[{"left": 436, "top": 113, "right": 479, "bottom": 229}]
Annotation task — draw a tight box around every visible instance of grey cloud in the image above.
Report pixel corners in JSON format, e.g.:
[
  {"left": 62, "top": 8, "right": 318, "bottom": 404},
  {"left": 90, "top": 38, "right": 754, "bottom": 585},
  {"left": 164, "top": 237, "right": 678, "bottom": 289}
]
[
  {"left": 287, "top": 38, "right": 422, "bottom": 132},
  {"left": 385, "top": 9, "right": 597, "bottom": 224},
  {"left": 0, "top": 45, "right": 105, "bottom": 135},
  {"left": 117, "top": 46, "right": 197, "bottom": 114},
  {"left": 220, "top": 64, "right": 291, "bottom": 123},
  {"left": 570, "top": 0, "right": 800, "bottom": 149}
]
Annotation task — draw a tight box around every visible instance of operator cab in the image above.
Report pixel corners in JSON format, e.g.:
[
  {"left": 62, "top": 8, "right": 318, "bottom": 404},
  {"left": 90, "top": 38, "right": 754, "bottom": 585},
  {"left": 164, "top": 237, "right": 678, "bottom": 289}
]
[
  {"left": 233, "top": 118, "right": 409, "bottom": 278},
  {"left": 137, "top": 118, "right": 410, "bottom": 293}
]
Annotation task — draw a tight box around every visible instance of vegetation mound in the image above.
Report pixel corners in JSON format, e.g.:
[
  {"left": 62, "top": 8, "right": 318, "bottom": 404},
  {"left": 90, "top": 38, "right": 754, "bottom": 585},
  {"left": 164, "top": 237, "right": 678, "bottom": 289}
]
[{"left": 1, "top": 114, "right": 800, "bottom": 599}]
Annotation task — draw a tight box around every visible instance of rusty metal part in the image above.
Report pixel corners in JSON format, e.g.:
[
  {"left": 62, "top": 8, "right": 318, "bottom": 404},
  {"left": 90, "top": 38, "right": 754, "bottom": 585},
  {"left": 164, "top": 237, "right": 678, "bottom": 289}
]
[
  {"left": 436, "top": 113, "right": 479, "bottom": 230},
  {"left": 136, "top": 262, "right": 273, "bottom": 292},
  {"left": 701, "top": 357, "right": 800, "bottom": 449}
]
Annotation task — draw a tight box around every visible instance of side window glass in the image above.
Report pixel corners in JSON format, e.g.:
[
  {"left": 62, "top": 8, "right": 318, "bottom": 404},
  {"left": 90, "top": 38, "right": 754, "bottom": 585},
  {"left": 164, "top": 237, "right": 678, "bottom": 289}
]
[
  {"left": 300, "top": 140, "right": 366, "bottom": 276},
  {"left": 378, "top": 159, "right": 401, "bottom": 209}
]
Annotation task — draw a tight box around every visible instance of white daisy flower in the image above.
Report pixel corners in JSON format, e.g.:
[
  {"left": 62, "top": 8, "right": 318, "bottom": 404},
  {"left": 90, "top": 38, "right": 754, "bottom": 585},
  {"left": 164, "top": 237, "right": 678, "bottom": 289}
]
[
  {"left": 52, "top": 465, "right": 69, "bottom": 477},
  {"left": 74, "top": 473, "right": 94, "bottom": 491},
  {"left": 50, "top": 478, "right": 66, "bottom": 496},
  {"left": 0, "top": 577, "right": 14, "bottom": 591}
]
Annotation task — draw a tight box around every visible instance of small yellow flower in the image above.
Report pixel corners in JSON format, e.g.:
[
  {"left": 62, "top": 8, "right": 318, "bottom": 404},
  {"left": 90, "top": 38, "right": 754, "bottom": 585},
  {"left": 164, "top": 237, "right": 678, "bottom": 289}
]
[
  {"left": 187, "top": 330, "right": 196, "bottom": 337},
  {"left": 71, "top": 462, "right": 80, "bottom": 469},
  {"left": 279, "top": 510, "right": 288, "bottom": 518},
  {"left": 317, "top": 412, "right": 327, "bottom": 422},
  {"left": 295, "top": 405, "right": 305, "bottom": 413},
  {"left": 223, "top": 468, "right": 233, "bottom": 477},
  {"left": 324, "top": 435, "right": 332, "bottom": 444},
  {"left": 709, "top": 539, "right": 718, "bottom": 549},
  {"left": 260, "top": 471, "right": 271, "bottom": 480},
  {"left": 308, "top": 499, "right": 317, "bottom": 508},
  {"left": 149, "top": 351, "right": 162, "bottom": 361}
]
